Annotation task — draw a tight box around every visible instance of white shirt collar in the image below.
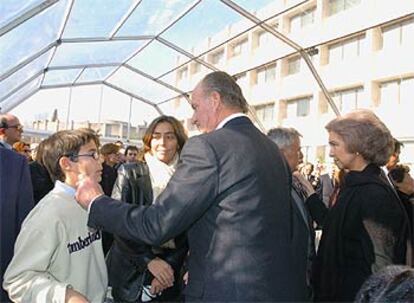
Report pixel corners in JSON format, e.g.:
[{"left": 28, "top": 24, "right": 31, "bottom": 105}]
[
  {"left": 54, "top": 180, "right": 76, "bottom": 198},
  {"left": 0, "top": 139, "right": 12, "bottom": 150},
  {"left": 215, "top": 113, "right": 248, "bottom": 130}
]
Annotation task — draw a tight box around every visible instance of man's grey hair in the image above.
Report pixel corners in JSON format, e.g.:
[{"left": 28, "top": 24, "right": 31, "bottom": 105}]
[
  {"left": 267, "top": 127, "right": 302, "bottom": 150},
  {"left": 201, "top": 71, "right": 249, "bottom": 113}
]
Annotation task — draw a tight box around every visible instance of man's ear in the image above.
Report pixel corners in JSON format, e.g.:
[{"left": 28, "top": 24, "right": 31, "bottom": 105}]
[
  {"left": 209, "top": 91, "right": 221, "bottom": 112},
  {"left": 59, "top": 156, "right": 73, "bottom": 172}
]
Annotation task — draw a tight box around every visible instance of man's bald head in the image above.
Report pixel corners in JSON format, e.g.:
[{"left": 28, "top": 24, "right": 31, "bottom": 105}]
[{"left": 0, "top": 113, "right": 23, "bottom": 146}]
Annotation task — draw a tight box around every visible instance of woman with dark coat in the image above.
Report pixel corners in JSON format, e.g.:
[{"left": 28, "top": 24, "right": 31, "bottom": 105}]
[
  {"left": 313, "top": 109, "right": 409, "bottom": 302},
  {"left": 107, "top": 116, "right": 188, "bottom": 303},
  {"left": 29, "top": 139, "right": 54, "bottom": 204}
]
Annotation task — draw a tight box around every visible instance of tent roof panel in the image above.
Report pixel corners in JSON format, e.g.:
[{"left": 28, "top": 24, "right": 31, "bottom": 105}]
[
  {"left": 0, "top": 0, "right": 66, "bottom": 73},
  {"left": 0, "top": 50, "right": 52, "bottom": 100},
  {"left": 107, "top": 66, "right": 179, "bottom": 104},
  {"left": 115, "top": 0, "right": 197, "bottom": 37},
  {"left": 62, "top": 0, "right": 136, "bottom": 38},
  {"left": 49, "top": 40, "right": 146, "bottom": 66}
]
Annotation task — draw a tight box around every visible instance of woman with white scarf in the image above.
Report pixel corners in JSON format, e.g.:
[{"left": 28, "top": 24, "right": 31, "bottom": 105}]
[{"left": 108, "top": 116, "right": 188, "bottom": 303}]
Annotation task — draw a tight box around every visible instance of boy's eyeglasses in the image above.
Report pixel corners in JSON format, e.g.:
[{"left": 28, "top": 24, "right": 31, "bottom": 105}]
[{"left": 65, "top": 151, "right": 101, "bottom": 161}]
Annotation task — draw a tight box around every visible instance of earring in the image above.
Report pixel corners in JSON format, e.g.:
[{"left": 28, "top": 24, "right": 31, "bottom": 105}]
[{"left": 355, "top": 152, "right": 360, "bottom": 156}]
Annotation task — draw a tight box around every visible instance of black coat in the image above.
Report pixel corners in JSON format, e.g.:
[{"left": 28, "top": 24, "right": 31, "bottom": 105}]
[
  {"left": 29, "top": 161, "right": 53, "bottom": 204},
  {"left": 313, "top": 164, "right": 409, "bottom": 302},
  {"left": 107, "top": 162, "right": 188, "bottom": 302},
  {"left": 88, "top": 117, "right": 306, "bottom": 301},
  {"left": 397, "top": 190, "right": 414, "bottom": 260}
]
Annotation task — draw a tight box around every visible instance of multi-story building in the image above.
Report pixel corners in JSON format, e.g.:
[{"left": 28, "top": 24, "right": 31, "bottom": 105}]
[
  {"left": 172, "top": 0, "right": 414, "bottom": 167},
  {"left": 29, "top": 119, "right": 145, "bottom": 146}
]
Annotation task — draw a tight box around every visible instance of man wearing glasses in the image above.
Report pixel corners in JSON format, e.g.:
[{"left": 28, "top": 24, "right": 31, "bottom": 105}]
[
  {"left": 0, "top": 113, "right": 33, "bottom": 302},
  {"left": 0, "top": 113, "right": 24, "bottom": 149}
]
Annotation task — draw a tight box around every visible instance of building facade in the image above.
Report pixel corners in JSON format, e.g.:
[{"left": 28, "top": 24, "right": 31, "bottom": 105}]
[
  {"left": 28, "top": 119, "right": 145, "bottom": 146},
  {"left": 172, "top": 0, "right": 414, "bottom": 167}
]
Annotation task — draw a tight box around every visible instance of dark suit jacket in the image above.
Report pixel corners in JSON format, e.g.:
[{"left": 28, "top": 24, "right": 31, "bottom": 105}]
[
  {"left": 0, "top": 148, "right": 34, "bottom": 302},
  {"left": 291, "top": 188, "right": 314, "bottom": 301},
  {"left": 89, "top": 117, "right": 304, "bottom": 301}
]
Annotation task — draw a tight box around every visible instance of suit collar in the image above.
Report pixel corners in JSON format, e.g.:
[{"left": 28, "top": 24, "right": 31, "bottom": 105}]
[
  {"left": 216, "top": 113, "right": 249, "bottom": 130},
  {"left": 220, "top": 115, "right": 251, "bottom": 129}
]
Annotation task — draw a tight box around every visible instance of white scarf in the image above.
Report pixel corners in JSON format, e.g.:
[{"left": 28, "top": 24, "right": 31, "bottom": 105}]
[
  {"left": 144, "top": 152, "right": 178, "bottom": 201},
  {"left": 144, "top": 152, "right": 179, "bottom": 249}
]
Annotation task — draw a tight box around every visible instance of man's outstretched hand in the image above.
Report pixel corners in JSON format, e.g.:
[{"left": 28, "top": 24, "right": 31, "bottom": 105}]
[{"left": 75, "top": 175, "right": 104, "bottom": 210}]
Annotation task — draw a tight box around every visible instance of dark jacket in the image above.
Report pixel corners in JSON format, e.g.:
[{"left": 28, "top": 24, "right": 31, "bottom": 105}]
[
  {"left": 0, "top": 148, "right": 34, "bottom": 302},
  {"left": 100, "top": 162, "right": 118, "bottom": 254},
  {"left": 313, "top": 164, "right": 409, "bottom": 302},
  {"left": 107, "top": 162, "right": 188, "bottom": 302},
  {"left": 100, "top": 162, "right": 118, "bottom": 196},
  {"left": 29, "top": 161, "right": 54, "bottom": 204},
  {"left": 88, "top": 117, "right": 306, "bottom": 302},
  {"left": 397, "top": 190, "right": 414, "bottom": 257}
]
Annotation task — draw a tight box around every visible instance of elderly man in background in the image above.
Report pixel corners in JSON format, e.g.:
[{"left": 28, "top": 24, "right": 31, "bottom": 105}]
[
  {"left": 0, "top": 113, "right": 24, "bottom": 149},
  {"left": 76, "top": 71, "right": 306, "bottom": 301},
  {"left": 268, "top": 127, "right": 327, "bottom": 301}
]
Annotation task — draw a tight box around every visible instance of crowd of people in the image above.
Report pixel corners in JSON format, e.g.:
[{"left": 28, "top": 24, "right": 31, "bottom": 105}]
[{"left": 0, "top": 71, "right": 413, "bottom": 302}]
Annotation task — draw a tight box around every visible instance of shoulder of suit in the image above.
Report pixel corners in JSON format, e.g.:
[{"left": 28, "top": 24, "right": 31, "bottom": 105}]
[{"left": 0, "top": 148, "right": 25, "bottom": 164}]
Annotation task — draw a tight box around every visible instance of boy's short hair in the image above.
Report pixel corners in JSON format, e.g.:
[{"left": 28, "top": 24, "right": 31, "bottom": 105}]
[
  {"left": 124, "top": 145, "right": 139, "bottom": 156},
  {"left": 42, "top": 128, "right": 100, "bottom": 182},
  {"left": 100, "top": 143, "right": 120, "bottom": 156}
]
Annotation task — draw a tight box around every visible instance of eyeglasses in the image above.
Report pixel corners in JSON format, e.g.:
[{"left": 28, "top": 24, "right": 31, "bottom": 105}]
[
  {"left": 7, "top": 124, "right": 23, "bottom": 131},
  {"left": 65, "top": 151, "right": 101, "bottom": 161}
]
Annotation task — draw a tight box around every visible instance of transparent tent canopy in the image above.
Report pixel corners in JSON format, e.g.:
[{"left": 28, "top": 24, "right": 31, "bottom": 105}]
[{"left": 0, "top": 0, "right": 412, "bottom": 125}]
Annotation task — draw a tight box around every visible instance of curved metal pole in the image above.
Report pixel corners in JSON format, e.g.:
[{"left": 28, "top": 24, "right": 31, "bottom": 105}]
[
  {"left": 65, "top": 86, "right": 73, "bottom": 130},
  {"left": 219, "top": 0, "right": 340, "bottom": 117},
  {"left": 0, "top": 0, "right": 59, "bottom": 37}
]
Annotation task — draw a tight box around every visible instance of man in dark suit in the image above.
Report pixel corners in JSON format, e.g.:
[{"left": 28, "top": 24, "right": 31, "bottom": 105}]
[
  {"left": 76, "top": 71, "right": 304, "bottom": 301},
  {"left": 267, "top": 127, "right": 328, "bottom": 301},
  {"left": 0, "top": 148, "right": 34, "bottom": 302}
]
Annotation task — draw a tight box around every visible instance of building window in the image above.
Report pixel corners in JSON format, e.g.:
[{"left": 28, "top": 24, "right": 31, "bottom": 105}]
[
  {"left": 210, "top": 49, "right": 224, "bottom": 65},
  {"left": 256, "top": 63, "right": 276, "bottom": 85},
  {"left": 285, "top": 97, "right": 312, "bottom": 119},
  {"left": 257, "top": 30, "right": 271, "bottom": 48},
  {"left": 177, "top": 67, "right": 188, "bottom": 80},
  {"left": 255, "top": 103, "right": 275, "bottom": 124},
  {"left": 328, "top": 34, "right": 365, "bottom": 63},
  {"left": 191, "top": 62, "right": 201, "bottom": 74},
  {"left": 231, "top": 39, "right": 248, "bottom": 57},
  {"left": 290, "top": 7, "right": 316, "bottom": 32},
  {"left": 328, "top": 0, "right": 361, "bottom": 16},
  {"left": 331, "top": 87, "right": 364, "bottom": 113},
  {"left": 380, "top": 77, "right": 414, "bottom": 107},
  {"left": 253, "top": 21, "right": 278, "bottom": 49},
  {"left": 287, "top": 57, "right": 301, "bottom": 75},
  {"left": 235, "top": 72, "right": 248, "bottom": 89},
  {"left": 381, "top": 18, "right": 414, "bottom": 50}
]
